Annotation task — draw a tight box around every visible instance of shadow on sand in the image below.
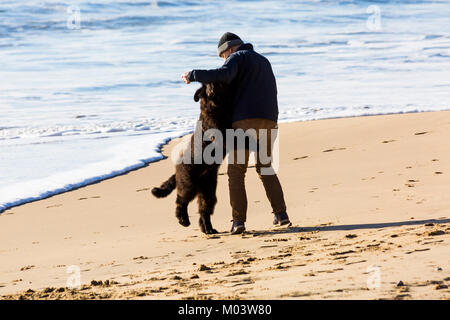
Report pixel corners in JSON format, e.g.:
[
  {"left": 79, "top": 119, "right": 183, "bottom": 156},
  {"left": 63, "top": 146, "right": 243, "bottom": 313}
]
[{"left": 242, "top": 218, "right": 450, "bottom": 237}]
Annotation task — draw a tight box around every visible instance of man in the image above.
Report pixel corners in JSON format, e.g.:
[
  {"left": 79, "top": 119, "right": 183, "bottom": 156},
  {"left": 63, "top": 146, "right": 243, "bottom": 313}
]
[{"left": 181, "top": 32, "right": 290, "bottom": 234}]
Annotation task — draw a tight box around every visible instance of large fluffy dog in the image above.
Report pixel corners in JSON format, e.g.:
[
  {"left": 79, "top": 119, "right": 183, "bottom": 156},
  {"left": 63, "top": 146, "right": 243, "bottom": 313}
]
[{"left": 151, "top": 82, "right": 232, "bottom": 234}]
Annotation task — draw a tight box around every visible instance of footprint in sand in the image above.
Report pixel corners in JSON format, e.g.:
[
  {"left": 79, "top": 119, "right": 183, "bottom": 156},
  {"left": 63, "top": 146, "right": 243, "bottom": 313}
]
[
  {"left": 435, "top": 284, "right": 448, "bottom": 290},
  {"left": 316, "top": 267, "right": 344, "bottom": 274},
  {"left": 330, "top": 250, "right": 356, "bottom": 256},
  {"left": 226, "top": 270, "right": 249, "bottom": 277},
  {"left": 133, "top": 256, "right": 149, "bottom": 261},
  {"left": 46, "top": 204, "right": 62, "bottom": 208},
  {"left": 259, "top": 245, "right": 278, "bottom": 249},
  {"left": 405, "top": 179, "right": 419, "bottom": 188},
  {"left": 281, "top": 291, "right": 313, "bottom": 298},
  {"left": 293, "top": 155, "right": 309, "bottom": 160},
  {"left": 394, "top": 293, "right": 411, "bottom": 300},
  {"left": 382, "top": 139, "right": 396, "bottom": 144},
  {"left": 405, "top": 248, "right": 430, "bottom": 254},
  {"left": 198, "top": 264, "right": 212, "bottom": 272},
  {"left": 20, "top": 265, "right": 35, "bottom": 271},
  {"left": 78, "top": 196, "right": 101, "bottom": 200},
  {"left": 265, "top": 238, "right": 289, "bottom": 242},
  {"left": 272, "top": 263, "right": 291, "bottom": 271},
  {"left": 414, "top": 131, "right": 428, "bottom": 135},
  {"left": 345, "top": 260, "right": 367, "bottom": 266},
  {"left": 390, "top": 234, "right": 400, "bottom": 238},
  {"left": 428, "top": 230, "right": 445, "bottom": 236},
  {"left": 323, "top": 147, "right": 346, "bottom": 153}
]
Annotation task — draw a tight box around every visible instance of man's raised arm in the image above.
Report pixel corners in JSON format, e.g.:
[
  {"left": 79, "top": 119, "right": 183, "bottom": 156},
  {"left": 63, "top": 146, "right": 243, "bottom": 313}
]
[{"left": 182, "top": 56, "right": 239, "bottom": 84}]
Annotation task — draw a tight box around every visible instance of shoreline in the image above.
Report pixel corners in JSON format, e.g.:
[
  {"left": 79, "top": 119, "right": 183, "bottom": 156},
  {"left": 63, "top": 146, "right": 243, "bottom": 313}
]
[
  {"left": 1, "top": 110, "right": 449, "bottom": 299},
  {"left": 0, "top": 133, "right": 186, "bottom": 214},
  {"left": 2, "top": 108, "right": 450, "bottom": 215}
]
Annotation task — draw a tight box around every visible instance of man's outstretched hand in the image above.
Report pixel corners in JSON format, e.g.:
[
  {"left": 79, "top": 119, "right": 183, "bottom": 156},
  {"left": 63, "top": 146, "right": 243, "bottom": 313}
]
[{"left": 181, "top": 71, "right": 191, "bottom": 84}]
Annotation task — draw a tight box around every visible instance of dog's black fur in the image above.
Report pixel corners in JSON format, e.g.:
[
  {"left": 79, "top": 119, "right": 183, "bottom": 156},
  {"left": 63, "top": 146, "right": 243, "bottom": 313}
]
[{"left": 151, "top": 82, "right": 232, "bottom": 234}]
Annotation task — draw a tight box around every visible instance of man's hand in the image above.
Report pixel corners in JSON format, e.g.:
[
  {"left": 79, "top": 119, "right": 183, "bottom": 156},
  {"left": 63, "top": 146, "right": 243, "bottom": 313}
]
[{"left": 181, "top": 71, "right": 191, "bottom": 84}]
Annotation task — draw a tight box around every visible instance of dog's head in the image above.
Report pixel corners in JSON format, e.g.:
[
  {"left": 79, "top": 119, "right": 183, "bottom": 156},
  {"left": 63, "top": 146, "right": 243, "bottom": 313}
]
[{"left": 193, "top": 82, "right": 228, "bottom": 103}]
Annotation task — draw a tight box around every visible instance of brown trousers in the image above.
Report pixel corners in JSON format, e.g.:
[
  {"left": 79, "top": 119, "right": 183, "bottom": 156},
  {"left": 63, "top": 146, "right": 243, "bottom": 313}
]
[{"left": 227, "top": 118, "right": 287, "bottom": 222}]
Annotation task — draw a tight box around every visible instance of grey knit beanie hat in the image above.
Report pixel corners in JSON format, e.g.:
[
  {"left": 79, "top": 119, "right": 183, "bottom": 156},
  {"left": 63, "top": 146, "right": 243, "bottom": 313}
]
[{"left": 217, "top": 32, "right": 243, "bottom": 56}]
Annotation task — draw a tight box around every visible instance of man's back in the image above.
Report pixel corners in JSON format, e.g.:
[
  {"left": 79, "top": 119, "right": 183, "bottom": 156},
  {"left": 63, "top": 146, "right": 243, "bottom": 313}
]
[{"left": 229, "top": 43, "right": 278, "bottom": 123}]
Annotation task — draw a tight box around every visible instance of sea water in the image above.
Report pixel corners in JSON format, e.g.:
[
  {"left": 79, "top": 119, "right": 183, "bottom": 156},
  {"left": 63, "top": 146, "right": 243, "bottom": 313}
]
[{"left": 1, "top": 0, "right": 450, "bottom": 212}]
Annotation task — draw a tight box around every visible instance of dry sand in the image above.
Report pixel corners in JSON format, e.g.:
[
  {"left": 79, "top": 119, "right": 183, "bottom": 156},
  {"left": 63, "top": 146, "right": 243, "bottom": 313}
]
[{"left": 0, "top": 110, "right": 449, "bottom": 300}]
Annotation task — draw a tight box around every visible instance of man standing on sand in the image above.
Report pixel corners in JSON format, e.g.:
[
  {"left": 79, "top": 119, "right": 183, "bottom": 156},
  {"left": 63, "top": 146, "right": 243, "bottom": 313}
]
[{"left": 181, "top": 32, "right": 290, "bottom": 234}]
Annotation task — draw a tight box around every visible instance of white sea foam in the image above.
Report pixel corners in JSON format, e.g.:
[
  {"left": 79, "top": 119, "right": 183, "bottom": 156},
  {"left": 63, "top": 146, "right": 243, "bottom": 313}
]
[{"left": 0, "top": 131, "right": 188, "bottom": 212}]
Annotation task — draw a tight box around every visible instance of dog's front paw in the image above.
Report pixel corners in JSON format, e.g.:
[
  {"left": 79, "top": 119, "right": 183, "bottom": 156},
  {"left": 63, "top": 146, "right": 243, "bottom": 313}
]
[
  {"left": 178, "top": 216, "right": 191, "bottom": 227},
  {"left": 206, "top": 228, "right": 218, "bottom": 234}
]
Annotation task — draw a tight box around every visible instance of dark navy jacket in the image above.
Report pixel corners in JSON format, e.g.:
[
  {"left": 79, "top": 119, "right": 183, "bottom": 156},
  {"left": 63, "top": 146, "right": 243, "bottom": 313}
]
[{"left": 188, "top": 43, "right": 278, "bottom": 123}]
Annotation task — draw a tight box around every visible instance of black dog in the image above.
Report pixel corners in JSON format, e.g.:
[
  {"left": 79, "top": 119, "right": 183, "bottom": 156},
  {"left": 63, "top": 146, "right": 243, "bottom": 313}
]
[{"left": 152, "top": 82, "right": 232, "bottom": 234}]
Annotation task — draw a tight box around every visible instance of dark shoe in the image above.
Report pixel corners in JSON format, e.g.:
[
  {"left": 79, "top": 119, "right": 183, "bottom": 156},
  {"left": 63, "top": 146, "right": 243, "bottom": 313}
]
[
  {"left": 273, "top": 212, "right": 291, "bottom": 226},
  {"left": 230, "top": 221, "right": 246, "bottom": 234}
]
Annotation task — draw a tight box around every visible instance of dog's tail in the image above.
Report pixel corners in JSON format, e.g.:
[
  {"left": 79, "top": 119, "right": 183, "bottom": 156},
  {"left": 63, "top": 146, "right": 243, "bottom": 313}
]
[{"left": 151, "top": 174, "right": 176, "bottom": 198}]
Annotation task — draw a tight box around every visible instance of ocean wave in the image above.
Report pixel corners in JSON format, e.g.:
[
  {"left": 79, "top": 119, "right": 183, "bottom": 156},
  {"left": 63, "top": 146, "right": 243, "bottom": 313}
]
[{"left": 0, "top": 117, "right": 197, "bottom": 141}]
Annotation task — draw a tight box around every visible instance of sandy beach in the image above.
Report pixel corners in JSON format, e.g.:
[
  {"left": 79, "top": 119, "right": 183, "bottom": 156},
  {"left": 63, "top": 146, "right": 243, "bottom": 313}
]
[{"left": 0, "top": 110, "right": 449, "bottom": 300}]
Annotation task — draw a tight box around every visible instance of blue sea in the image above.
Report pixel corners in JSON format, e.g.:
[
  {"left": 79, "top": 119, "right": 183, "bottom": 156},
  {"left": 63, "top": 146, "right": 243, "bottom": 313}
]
[{"left": 1, "top": 0, "right": 450, "bottom": 212}]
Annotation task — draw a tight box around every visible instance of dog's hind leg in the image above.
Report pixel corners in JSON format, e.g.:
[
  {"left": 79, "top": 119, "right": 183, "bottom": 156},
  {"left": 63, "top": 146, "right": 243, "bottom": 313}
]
[
  {"left": 175, "top": 195, "right": 191, "bottom": 227},
  {"left": 197, "top": 192, "right": 218, "bottom": 234},
  {"left": 175, "top": 188, "right": 196, "bottom": 228}
]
